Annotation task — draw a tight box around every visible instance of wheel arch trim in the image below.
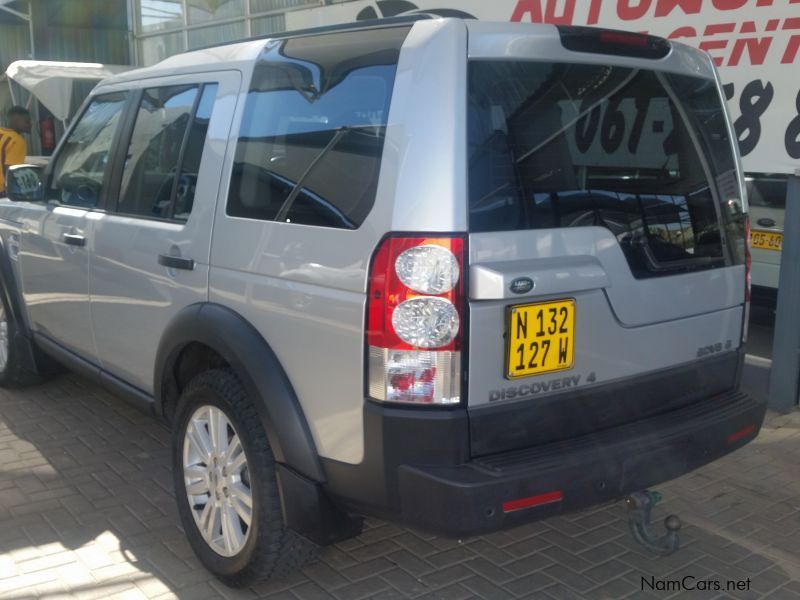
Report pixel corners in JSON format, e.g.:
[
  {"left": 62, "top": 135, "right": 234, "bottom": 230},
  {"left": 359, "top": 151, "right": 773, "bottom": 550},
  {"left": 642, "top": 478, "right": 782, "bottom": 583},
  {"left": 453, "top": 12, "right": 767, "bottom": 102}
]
[
  {"left": 0, "top": 235, "right": 30, "bottom": 331},
  {"left": 155, "top": 302, "right": 325, "bottom": 482}
]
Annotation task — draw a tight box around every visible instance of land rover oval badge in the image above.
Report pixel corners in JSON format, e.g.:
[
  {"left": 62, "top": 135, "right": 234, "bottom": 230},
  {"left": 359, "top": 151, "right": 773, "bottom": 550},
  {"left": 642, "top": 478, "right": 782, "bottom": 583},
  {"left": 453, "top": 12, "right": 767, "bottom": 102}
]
[{"left": 510, "top": 277, "right": 534, "bottom": 294}]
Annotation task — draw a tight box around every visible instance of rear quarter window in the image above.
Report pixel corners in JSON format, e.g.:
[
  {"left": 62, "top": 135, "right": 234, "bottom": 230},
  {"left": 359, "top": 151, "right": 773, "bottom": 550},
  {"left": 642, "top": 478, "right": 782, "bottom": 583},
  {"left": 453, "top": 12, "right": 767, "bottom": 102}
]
[{"left": 227, "top": 27, "right": 410, "bottom": 229}]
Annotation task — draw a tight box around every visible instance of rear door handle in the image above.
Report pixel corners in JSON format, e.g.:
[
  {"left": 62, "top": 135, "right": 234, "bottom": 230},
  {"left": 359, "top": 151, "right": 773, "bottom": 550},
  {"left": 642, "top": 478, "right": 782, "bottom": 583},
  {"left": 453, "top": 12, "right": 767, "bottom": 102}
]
[
  {"left": 158, "top": 254, "right": 195, "bottom": 271},
  {"left": 757, "top": 217, "right": 777, "bottom": 228},
  {"left": 62, "top": 233, "right": 86, "bottom": 247}
]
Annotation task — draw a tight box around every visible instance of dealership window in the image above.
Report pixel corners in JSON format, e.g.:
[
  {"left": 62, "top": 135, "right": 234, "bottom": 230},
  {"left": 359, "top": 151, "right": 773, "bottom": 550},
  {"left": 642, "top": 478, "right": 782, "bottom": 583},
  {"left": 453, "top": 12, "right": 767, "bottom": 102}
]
[
  {"left": 188, "top": 0, "right": 246, "bottom": 24},
  {"left": 134, "top": 0, "right": 323, "bottom": 66},
  {"left": 250, "top": 0, "right": 317, "bottom": 11},
  {"left": 187, "top": 20, "right": 247, "bottom": 49},
  {"left": 139, "top": 31, "right": 185, "bottom": 66},
  {"left": 139, "top": 0, "right": 184, "bottom": 33},
  {"left": 251, "top": 14, "right": 284, "bottom": 36}
]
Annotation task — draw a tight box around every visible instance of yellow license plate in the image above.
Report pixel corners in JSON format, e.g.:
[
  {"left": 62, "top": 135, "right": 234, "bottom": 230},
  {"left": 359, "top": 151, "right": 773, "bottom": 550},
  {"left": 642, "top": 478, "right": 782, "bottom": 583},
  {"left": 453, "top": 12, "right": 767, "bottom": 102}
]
[
  {"left": 506, "top": 299, "right": 575, "bottom": 379},
  {"left": 751, "top": 230, "right": 783, "bottom": 251}
]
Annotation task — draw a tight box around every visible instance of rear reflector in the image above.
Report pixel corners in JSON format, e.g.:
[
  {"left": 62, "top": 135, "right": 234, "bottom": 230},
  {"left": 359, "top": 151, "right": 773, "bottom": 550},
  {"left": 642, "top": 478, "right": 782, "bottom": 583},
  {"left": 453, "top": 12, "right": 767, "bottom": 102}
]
[
  {"left": 502, "top": 491, "right": 563, "bottom": 513},
  {"left": 727, "top": 424, "right": 756, "bottom": 444},
  {"left": 558, "top": 25, "right": 671, "bottom": 59}
]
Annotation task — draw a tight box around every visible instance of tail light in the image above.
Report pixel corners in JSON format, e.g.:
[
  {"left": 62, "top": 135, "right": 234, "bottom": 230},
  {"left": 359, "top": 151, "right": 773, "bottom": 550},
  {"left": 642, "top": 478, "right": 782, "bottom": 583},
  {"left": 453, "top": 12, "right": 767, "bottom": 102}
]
[
  {"left": 743, "top": 215, "right": 751, "bottom": 342},
  {"left": 367, "top": 236, "right": 465, "bottom": 405}
]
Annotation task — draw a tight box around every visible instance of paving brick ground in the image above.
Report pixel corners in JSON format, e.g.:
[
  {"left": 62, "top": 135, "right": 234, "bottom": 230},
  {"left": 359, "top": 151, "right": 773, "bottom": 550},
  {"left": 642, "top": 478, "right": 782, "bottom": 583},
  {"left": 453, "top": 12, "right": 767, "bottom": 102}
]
[{"left": 1, "top": 315, "right": 799, "bottom": 599}]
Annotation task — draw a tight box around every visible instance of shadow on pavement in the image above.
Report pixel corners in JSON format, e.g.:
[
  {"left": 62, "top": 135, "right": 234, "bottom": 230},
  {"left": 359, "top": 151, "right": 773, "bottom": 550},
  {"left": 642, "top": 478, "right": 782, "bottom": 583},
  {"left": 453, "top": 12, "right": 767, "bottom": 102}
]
[{"left": 0, "top": 303, "right": 797, "bottom": 599}]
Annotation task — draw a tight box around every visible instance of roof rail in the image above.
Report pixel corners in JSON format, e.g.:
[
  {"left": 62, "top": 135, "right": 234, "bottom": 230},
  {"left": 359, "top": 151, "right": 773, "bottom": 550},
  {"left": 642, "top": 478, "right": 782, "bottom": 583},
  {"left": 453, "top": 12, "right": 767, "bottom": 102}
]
[{"left": 190, "top": 14, "right": 438, "bottom": 53}]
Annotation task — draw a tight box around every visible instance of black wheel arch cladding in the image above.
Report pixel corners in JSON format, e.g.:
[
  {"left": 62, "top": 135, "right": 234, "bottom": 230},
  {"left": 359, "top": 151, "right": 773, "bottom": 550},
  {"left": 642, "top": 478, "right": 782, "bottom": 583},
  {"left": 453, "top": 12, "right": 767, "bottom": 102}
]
[
  {"left": 0, "top": 236, "right": 30, "bottom": 331},
  {"left": 155, "top": 302, "right": 325, "bottom": 482},
  {"left": 0, "top": 235, "right": 47, "bottom": 379}
]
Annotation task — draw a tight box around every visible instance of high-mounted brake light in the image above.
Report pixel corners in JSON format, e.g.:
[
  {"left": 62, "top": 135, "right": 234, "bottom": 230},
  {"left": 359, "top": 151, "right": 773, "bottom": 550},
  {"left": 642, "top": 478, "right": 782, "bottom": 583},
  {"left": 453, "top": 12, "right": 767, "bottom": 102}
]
[
  {"left": 598, "top": 31, "right": 649, "bottom": 47},
  {"left": 367, "top": 236, "right": 465, "bottom": 405},
  {"left": 557, "top": 25, "right": 671, "bottom": 59}
]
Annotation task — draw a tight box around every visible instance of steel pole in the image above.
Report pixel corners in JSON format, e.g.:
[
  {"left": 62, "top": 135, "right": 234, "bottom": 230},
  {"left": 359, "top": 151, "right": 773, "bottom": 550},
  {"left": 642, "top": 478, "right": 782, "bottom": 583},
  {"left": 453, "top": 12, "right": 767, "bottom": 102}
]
[{"left": 768, "top": 169, "right": 800, "bottom": 412}]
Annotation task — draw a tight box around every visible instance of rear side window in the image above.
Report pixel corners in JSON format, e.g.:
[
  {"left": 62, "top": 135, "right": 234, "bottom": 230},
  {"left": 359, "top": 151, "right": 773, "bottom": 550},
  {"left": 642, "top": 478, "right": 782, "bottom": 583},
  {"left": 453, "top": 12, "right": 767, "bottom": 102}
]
[
  {"left": 227, "top": 26, "right": 410, "bottom": 229},
  {"left": 117, "top": 83, "right": 217, "bottom": 221},
  {"left": 468, "top": 61, "right": 745, "bottom": 278}
]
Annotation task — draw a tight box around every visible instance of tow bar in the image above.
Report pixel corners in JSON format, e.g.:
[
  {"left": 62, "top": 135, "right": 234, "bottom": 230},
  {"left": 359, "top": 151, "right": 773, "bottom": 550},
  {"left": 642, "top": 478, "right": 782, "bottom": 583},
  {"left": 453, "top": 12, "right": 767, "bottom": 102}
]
[{"left": 625, "top": 490, "right": 681, "bottom": 556}]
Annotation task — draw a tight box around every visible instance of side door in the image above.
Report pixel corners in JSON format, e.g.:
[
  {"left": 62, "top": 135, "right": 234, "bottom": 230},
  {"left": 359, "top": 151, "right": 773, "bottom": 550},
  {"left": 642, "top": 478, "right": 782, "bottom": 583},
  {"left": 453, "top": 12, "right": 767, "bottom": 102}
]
[
  {"left": 89, "top": 72, "right": 239, "bottom": 393},
  {"left": 18, "top": 92, "right": 129, "bottom": 359}
]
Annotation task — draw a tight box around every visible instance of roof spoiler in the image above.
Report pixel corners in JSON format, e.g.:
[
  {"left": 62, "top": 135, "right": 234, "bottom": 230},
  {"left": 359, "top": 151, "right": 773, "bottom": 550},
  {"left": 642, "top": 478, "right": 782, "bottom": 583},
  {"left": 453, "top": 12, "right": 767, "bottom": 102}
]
[{"left": 193, "top": 14, "right": 436, "bottom": 53}]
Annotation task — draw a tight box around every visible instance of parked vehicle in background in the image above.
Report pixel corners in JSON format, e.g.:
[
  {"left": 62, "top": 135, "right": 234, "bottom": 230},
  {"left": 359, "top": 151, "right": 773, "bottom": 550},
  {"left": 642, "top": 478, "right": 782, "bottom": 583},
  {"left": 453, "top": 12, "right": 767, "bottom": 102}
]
[
  {"left": 0, "top": 17, "right": 765, "bottom": 586},
  {"left": 747, "top": 174, "right": 787, "bottom": 307}
]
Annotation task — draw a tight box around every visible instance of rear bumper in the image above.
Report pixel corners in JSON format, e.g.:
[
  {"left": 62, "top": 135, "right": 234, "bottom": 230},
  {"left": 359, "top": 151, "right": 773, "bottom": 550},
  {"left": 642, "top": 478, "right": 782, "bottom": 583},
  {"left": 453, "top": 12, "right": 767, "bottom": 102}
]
[
  {"left": 397, "top": 390, "right": 763, "bottom": 536},
  {"left": 324, "top": 389, "right": 765, "bottom": 538},
  {"left": 751, "top": 284, "right": 778, "bottom": 308},
  {"left": 751, "top": 260, "right": 780, "bottom": 291}
]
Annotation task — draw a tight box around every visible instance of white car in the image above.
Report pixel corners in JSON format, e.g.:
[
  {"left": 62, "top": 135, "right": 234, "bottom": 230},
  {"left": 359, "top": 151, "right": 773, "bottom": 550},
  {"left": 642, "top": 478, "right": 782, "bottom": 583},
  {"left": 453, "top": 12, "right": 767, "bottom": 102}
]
[{"left": 747, "top": 174, "right": 786, "bottom": 306}]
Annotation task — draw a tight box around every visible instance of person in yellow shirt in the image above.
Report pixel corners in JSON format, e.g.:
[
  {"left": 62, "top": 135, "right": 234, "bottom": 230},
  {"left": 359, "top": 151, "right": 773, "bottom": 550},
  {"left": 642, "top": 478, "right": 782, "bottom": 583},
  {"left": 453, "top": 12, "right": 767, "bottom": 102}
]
[{"left": 0, "top": 106, "right": 31, "bottom": 193}]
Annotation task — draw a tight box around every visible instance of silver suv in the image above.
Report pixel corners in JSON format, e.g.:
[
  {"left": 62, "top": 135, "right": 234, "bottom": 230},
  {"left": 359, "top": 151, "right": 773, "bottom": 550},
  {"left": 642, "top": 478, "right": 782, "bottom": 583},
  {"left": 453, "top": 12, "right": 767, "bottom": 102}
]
[{"left": 0, "top": 17, "right": 765, "bottom": 586}]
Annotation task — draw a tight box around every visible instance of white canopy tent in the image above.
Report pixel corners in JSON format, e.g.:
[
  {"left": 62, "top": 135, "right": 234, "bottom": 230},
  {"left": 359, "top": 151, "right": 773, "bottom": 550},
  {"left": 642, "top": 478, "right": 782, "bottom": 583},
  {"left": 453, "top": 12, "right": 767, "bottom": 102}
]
[{"left": 2, "top": 60, "right": 132, "bottom": 124}]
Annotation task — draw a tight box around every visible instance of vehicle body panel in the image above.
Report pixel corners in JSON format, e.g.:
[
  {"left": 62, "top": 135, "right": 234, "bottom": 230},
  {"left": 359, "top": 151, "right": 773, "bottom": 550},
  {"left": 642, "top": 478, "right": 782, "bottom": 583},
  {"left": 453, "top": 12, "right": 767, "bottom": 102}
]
[
  {"left": 463, "top": 24, "right": 747, "bottom": 425},
  {"left": 747, "top": 174, "right": 786, "bottom": 293},
  {"left": 88, "top": 71, "right": 240, "bottom": 392},
  {"left": 17, "top": 204, "right": 97, "bottom": 358},
  {"left": 750, "top": 206, "right": 783, "bottom": 290},
  {"left": 209, "top": 19, "right": 468, "bottom": 464}
]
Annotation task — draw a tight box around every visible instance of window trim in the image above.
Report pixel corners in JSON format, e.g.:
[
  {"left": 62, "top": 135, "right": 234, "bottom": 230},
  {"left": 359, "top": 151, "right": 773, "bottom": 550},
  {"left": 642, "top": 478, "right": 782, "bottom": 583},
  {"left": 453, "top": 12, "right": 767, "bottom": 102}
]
[
  {"left": 169, "top": 82, "right": 210, "bottom": 222},
  {"left": 104, "top": 87, "right": 144, "bottom": 214}
]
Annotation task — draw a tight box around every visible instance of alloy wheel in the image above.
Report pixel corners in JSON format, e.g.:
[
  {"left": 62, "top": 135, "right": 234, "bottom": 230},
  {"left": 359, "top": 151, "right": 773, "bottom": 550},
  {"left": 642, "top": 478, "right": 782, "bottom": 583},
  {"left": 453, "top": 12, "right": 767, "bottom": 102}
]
[{"left": 183, "top": 405, "right": 253, "bottom": 557}]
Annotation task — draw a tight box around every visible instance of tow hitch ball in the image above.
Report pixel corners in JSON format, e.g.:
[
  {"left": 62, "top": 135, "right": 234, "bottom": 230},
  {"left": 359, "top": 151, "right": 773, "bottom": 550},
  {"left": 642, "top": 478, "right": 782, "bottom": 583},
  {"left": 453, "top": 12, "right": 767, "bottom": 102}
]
[{"left": 625, "top": 490, "right": 681, "bottom": 556}]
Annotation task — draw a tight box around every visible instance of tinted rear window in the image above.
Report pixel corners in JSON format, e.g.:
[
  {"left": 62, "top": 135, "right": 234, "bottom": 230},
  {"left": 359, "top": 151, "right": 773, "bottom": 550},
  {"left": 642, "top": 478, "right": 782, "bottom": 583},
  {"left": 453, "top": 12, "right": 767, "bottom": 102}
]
[
  {"left": 227, "top": 27, "right": 410, "bottom": 229},
  {"left": 746, "top": 174, "right": 787, "bottom": 209},
  {"left": 468, "top": 61, "right": 745, "bottom": 277}
]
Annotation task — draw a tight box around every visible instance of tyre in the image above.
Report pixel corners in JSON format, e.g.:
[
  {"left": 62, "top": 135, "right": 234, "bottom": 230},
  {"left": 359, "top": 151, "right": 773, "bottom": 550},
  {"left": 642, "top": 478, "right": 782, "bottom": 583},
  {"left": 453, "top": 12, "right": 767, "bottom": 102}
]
[{"left": 172, "top": 368, "right": 317, "bottom": 587}]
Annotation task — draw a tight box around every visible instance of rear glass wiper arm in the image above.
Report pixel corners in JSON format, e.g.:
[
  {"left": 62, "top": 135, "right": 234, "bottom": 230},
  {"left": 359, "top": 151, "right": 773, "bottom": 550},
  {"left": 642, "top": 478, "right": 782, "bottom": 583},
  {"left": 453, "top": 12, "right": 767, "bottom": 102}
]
[{"left": 274, "top": 125, "right": 381, "bottom": 223}]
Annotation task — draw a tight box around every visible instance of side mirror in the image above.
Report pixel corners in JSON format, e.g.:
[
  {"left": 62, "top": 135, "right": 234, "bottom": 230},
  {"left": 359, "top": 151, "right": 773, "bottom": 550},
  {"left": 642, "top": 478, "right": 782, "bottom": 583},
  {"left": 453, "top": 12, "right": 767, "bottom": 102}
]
[{"left": 5, "top": 164, "right": 44, "bottom": 202}]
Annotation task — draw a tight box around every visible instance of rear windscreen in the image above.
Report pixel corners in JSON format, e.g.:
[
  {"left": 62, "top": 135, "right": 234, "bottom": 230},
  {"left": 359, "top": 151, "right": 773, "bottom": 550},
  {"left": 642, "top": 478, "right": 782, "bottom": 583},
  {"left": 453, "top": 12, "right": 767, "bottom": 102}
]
[
  {"left": 746, "top": 174, "right": 787, "bottom": 209},
  {"left": 468, "top": 61, "right": 746, "bottom": 278}
]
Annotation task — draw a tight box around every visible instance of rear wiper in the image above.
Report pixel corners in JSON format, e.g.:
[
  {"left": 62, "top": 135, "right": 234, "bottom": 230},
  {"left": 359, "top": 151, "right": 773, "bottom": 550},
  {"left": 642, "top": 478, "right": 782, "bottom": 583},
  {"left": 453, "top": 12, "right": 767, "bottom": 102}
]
[{"left": 274, "top": 125, "right": 382, "bottom": 222}]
